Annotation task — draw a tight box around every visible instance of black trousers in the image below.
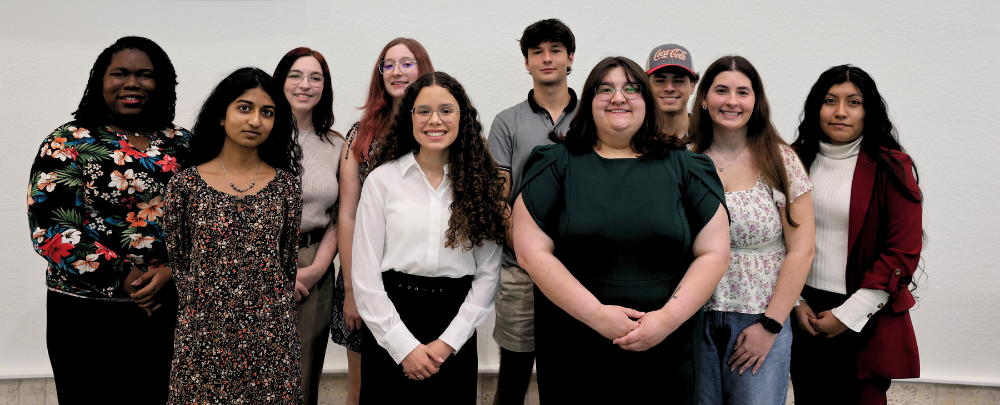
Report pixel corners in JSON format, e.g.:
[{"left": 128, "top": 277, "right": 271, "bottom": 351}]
[
  {"left": 359, "top": 271, "right": 477, "bottom": 404},
  {"left": 47, "top": 288, "right": 177, "bottom": 405},
  {"left": 790, "top": 285, "right": 890, "bottom": 405}
]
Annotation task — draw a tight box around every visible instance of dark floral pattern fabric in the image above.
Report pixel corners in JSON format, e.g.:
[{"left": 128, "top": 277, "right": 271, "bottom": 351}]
[
  {"left": 27, "top": 122, "right": 191, "bottom": 299},
  {"left": 165, "top": 167, "right": 303, "bottom": 404}
]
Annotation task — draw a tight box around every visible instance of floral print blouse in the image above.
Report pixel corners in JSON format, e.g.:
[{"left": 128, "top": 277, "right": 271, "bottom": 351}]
[
  {"left": 705, "top": 144, "right": 812, "bottom": 314},
  {"left": 27, "top": 122, "right": 192, "bottom": 300}
]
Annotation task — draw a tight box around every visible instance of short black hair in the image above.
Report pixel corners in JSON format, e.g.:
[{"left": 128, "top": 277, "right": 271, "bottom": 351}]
[
  {"left": 520, "top": 18, "right": 576, "bottom": 58},
  {"left": 73, "top": 36, "right": 177, "bottom": 130},
  {"left": 651, "top": 65, "right": 700, "bottom": 83}
]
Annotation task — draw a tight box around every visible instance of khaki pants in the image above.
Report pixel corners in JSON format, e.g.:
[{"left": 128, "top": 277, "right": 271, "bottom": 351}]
[{"left": 296, "top": 242, "right": 335, "bottom": 405}]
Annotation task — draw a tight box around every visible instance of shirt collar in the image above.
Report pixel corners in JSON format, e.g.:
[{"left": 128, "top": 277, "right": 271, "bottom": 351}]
[
  {"left": 527, "top": 88, "right": 578, "bottom": 115},
  {"left": 398, "top": 151, "right": 450, "bottom": 176}
]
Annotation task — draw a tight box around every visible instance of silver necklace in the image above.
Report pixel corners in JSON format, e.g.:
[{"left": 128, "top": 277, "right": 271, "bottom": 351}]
[
  {"left": 715, "top": 146, "right": 748, "bottom": 172},
  {"left": 219, "top": 157, "right": 262, "bottom": 192}
]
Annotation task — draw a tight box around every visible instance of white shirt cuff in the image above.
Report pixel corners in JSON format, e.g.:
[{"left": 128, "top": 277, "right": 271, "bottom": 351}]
[
  {"left": 379, "top": 322, "right": 422, "bottom": 364},
  {"left": 831, "top": 288, "right": 890, "bottom": 332},
  {"left": 438, "top": 315, "right": 475, "bottom": 354}
]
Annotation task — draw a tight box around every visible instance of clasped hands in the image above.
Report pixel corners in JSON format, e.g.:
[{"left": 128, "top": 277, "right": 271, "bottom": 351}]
[
  {"left": 123, "top": 264, "right": 173, "bottom": 316},
  {"left": 591, "top": 305, "right": 679, "bottom": 352},
  {"left": 401, "top": 340, "right": 454, "bottom": 381}
]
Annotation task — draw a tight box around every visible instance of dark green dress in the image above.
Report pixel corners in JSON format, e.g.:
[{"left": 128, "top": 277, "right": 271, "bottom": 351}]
[{"left": 520, "top": 144, "right": 725, "bottom": 404}]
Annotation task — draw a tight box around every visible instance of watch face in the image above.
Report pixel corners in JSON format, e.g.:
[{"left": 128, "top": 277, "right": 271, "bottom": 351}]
[{"left": 760, "top": 316, "right": 782, "bottom": 334}]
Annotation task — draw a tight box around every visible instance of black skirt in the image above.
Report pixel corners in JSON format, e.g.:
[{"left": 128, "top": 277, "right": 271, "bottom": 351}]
[{"left": 360, "top": 270, "right": 478, "bottom": 404}]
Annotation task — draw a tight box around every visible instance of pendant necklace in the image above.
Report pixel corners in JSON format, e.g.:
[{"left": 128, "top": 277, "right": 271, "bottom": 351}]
[
  {"left": 716, "top": 146, "right": 747, "bottom": 172},
  {"left": 219, "top": 157, "right": 262, "bottom": 193}
]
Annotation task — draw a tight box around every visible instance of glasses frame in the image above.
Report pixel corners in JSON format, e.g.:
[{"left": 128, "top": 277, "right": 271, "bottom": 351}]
[
  {"left": 411, "top": 106, "right": 460, "bottom": 123},
  {"left": 378, "top": 58, "right": 419, "bottom": 75},
  {"left": 594, "top": 83, "right": 643, "bottom": 101},
  {"left": 286, "top": 70, "right": 325, "bottom": 88}
]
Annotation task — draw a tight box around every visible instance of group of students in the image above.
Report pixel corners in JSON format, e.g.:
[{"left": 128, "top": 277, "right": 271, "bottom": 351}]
[{"left": 27, "top": 18, "right": 922, "bottom": 405}]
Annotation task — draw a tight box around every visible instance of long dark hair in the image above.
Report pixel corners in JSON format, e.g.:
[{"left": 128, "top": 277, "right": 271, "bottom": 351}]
[
  {"left": 272, "top": 47, "right": 342, "bottom": 142},
  {"left": 368, "top": 72, "right": 508, "bottom": 250},
  {"left": 688, "top": 55, "right": 799, "bottom": 226},
  {"left": 791, "top": 64, "right": 920, "bottom": 203},
  {"left": 554, "top": 56, "right": 683, "bottom": 159},
  {"left": 352, "top": 38, "right": 435, "bottom": 162},
  {"left": 188, "top": 67, "right": 302, "bottom": 176},
  {"left": 73, "top": 36, "right": 177, "bottom": 131}
]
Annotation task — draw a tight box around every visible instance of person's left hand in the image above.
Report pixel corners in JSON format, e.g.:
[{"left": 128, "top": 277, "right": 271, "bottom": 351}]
[
  {"left": 810, "top": 310, "right": 849, "bottom": 338},
  {"left": 294, "top": 281, "right": 310, "bottom": 302},
  {"left": 728, "top": 322, "right": 778, "bottom": 374},
  {"left": 612, "top": 310, "right": 680, "bottom": 352},
  {"left": 425, "top": 339, "right": 454, "bottom": 368},
  {"left": 129, "top": 265, "right": 173, "bottom": 316}
]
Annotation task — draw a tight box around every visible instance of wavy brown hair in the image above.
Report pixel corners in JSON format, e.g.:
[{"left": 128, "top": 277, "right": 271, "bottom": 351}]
[
  {"left": 554, "top": 56, "right": 684, "bottom": 159},
  {"left": 367, "top": 72, "right": 508, "bottom": 250},
  {"left": 688, "top": 55, "right": 799, "bottom": 226}
]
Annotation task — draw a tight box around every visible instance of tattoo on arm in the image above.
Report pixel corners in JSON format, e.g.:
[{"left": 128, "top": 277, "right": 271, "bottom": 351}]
[{"left": 667, "top": 285, "right": 681, "bottom": 304}]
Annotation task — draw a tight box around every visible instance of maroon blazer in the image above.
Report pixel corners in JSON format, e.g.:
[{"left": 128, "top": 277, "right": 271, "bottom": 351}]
[{"left": 846, "top": 147, "right": 921, "bottom": 379}]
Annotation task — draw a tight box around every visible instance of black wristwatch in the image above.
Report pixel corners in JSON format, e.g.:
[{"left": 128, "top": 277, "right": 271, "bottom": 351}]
[{"left": 758, "top": 315, "right": 782, "bottom": 334}]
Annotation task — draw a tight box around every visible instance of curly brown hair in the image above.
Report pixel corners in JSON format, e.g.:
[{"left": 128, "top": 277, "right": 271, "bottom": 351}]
[{"left": 366, "top": 72, "right": 508, "bottom": 251}]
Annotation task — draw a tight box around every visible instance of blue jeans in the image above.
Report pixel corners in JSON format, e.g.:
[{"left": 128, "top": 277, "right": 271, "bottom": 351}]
[{"left": 700, "top": 311, "right": 792, "bottom": 405}]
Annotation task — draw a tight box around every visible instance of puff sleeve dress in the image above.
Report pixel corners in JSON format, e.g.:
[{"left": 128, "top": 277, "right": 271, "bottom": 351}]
[{"left": 519, "top": 144, "right": 726, "bottom": 404}]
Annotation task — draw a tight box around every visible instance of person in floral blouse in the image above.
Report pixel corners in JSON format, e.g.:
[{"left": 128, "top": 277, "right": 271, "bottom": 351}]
[
  {"left": 687, "top": 56, "right": 815, "bottom": 405},
  {"left": 26, "top": 36, "right": 191, "bottom": 405}
]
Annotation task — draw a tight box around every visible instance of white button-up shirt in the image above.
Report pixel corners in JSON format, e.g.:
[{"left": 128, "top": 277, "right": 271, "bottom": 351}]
[{"left": 352, "top": 152, "right": 502, "bottom": 364}]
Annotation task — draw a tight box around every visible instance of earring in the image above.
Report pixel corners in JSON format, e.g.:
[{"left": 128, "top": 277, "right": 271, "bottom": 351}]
[{"left": 701, "top": 106, "right": 707, "bottom": 110}]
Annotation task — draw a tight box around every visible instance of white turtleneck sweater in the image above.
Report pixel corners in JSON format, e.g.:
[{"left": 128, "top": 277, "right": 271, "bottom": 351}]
[{"left": 807, "top": 137, "right": 889, "bottom": 332}]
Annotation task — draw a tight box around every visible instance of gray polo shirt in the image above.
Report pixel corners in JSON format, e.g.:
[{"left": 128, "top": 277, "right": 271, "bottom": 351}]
[{"left": 487, "top": 89, "right": 578, "bottom": 267}]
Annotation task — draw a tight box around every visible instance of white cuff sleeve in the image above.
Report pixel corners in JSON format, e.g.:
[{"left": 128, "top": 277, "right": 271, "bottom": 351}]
[
  {"left": 830, "top": 288, "right": 890, "bottom": 332},
  {"left": 438, "top": 240, "right": 501, "bottom": 354}
]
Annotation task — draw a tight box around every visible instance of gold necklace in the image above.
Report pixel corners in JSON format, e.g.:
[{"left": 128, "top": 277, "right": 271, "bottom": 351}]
[{"left": 715, "top": 146, "right": 747, "bottom": 172}]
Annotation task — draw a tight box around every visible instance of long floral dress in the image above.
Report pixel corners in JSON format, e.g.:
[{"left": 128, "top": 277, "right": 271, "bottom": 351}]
[{"left": 164, "top": 167, "right": 303, "bottom": 404}]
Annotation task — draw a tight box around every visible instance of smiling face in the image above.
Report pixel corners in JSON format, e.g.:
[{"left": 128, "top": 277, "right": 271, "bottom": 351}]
[
  {"left": 103, "top": 49, "right": 155, "bottom": 117},
  {"left": 283, "top": 55, "right": 324, "bottom": 117},
  {"left": 820, "top": 81, "right": 866, "bottom": 144},
  {"left": 411, "top": 84, "right": 460, "bottom": 156},
  {"left": 649, "top": 70, "right": 694, "bottom": 114},
  {"left": 223, "top": 87, "right": 275, "bottom": 150},
  {"left": 382, "top": 44, "right": 420, "bottom": 101},
  {"left": 702, "top": 70, "right": 755, "bottom": 135},
  {"left": 525, "top": 41, "right": 574, "bottom": 86},
  {"left": 592, "top": 66, "right": 646, "bottom": 141}
]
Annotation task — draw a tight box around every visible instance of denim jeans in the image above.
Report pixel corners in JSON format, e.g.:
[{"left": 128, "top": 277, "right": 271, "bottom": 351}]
[{"left": 700, "top": 311, "right": 792, "bottom": 405}]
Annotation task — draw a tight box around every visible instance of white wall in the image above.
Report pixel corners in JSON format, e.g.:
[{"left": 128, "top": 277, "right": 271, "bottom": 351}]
[{"left": 2, "top": 0, "right": 998, "bottom": 384}]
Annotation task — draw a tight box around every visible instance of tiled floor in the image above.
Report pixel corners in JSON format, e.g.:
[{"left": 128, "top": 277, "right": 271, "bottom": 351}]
[{"left": 3, "top": 376, "right": 997, "bottom": 404}]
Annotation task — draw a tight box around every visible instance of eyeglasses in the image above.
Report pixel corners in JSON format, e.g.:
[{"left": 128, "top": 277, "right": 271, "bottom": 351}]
[
  {"left": 412, "top": 105, "right": 459, "bottom": 123},
  {"left": 287, "top": 70, "right": 324, "bottom": 88},
  {"left": 378, "top": 58, "right": 418, "bottom": 74},
  {"left": 595, "top": 83, "right": 642, "bottom": 100}
]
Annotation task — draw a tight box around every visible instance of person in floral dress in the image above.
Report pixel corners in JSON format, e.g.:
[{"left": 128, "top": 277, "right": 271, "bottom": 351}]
[
  {"left": 27, "top": 36, "right": 190, "bottom": 405},
  {"left": 164, "top": 67, "right": 303, "bottom": 404},
  {"left": 687, "top": 56, "right": 815, "bottom": 405}
]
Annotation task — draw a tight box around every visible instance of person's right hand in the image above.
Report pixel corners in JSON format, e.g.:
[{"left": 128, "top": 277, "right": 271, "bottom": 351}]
[
  {"left": 343, "top": 292, "right": 363, "bottom": 330},
  {"left": 586, "top": 305, "right": 644, "bottom": 341},
  {"left": 401, "top": 344, "right": 444, "bottom": 381},
  {"left": 793, "top": 302, "right": 819, "bottom": 336}
]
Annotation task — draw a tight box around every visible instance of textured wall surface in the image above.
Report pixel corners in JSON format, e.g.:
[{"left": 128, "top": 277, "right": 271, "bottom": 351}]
[{"left": 1, "top": 1, "right": 998, "bottom": 384}]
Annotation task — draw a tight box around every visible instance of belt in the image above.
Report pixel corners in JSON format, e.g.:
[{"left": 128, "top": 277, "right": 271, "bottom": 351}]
[{"left": 299, "top": 227, "right": 327, "bottom": 248}]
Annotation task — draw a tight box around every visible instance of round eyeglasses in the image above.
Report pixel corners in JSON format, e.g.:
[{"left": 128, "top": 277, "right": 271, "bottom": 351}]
[
  {"left": 595, "top": 83, "right": 642, "bottom": 100},
  {"left": 378, "top": 58, "right": 418, "bottom": 75},
  {"left": 286, "top": 70, "right": 324, "bottom": 88},
  {"left": 412, "top": 105, "right": 459, "bottom": 123}
]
